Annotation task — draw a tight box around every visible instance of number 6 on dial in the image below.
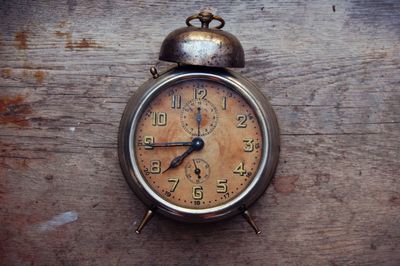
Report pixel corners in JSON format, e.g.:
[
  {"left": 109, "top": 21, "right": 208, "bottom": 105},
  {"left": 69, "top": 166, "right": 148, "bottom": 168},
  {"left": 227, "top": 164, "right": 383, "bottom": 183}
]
[{"left": 192, "top": 186, "right": 203, "bottom": 200}]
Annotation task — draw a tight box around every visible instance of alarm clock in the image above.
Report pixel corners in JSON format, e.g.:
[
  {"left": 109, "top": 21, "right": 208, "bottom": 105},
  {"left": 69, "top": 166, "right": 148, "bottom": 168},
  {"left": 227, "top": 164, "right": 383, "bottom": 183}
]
[{"left": 118, "top": 11, "right": 280, "bottom": 234}]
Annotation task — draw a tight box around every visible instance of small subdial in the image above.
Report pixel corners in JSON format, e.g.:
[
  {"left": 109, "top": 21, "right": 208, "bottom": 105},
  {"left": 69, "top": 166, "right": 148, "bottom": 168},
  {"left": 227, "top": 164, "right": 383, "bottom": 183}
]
[
  {"left": 180, "top": 98, "right": 218, "bottom": 137},
  {"left": 185, "top": 158, "right": 210, "bottom": 184}
]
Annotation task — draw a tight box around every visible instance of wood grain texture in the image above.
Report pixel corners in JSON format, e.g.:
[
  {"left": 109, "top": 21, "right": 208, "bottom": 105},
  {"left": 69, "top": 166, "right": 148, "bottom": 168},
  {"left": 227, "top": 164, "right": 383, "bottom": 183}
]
[{"left": 0, "top": 0, "right": 399, "bottom": 265}]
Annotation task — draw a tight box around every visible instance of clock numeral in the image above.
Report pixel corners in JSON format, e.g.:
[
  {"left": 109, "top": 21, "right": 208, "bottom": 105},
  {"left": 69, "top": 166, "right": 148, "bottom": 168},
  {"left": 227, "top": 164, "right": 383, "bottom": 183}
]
[
  {"left": 143, "top": 167, "right": 150, "bottom": 176},
  {"left": 168, "top": 178, "right": 179, "bottom": 192},
  {"left": 144, "top": 136, "right": 154, "bottom": 149},
  {"left": 194, "top": 88, "right": 207, "bottom": 99},
  {"left": 150, "top": 160, "right": 161, "bottom": 174},
  {"left": 171, "top": 94, "right": 181, "bottom": 109},
  {"left": 217, "top": 179, "right": 228, "bottom": 193},
  {"left": 222, "top": 96, "right": 227, "bottom": 110},
  {"left": 236, "top": 114, "right": 247, "bottom": 128},
  {"left": 243, "top": 138, "right": 254, "bottom": 152},
  {"left": 233, "top": 161, "right": 246, "bottom": 176},
  {"left": 192, "top": 186, "right": 203, "bottom": 200},
  {"left": 152, "top": 112, "right": 167, "bottom": 126}
]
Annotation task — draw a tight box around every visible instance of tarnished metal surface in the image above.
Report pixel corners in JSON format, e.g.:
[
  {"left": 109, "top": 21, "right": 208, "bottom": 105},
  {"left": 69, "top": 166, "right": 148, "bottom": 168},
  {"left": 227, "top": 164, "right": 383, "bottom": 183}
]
[{"left": 159, "top": 12, "right": 245, "bottom": 68}]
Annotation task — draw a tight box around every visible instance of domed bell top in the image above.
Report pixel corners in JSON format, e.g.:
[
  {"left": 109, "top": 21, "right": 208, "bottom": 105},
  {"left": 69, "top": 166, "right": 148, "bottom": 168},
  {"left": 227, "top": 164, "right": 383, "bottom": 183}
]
[{"left": 159, "top": 12, "right": 245, "bottom": 68}]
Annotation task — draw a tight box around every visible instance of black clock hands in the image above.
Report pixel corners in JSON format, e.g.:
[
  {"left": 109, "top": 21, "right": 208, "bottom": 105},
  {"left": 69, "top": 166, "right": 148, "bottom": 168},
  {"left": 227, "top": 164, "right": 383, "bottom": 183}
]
[
  {"left": 146, "top": 141, "right": 192, "bottom": 148},
  {"left": 163, "top": 137, "right": 204, "bottom": 173},
  {"left": 196, "top": 107, "right": 202, "bottom": 136},
  {"left": 163, "top": 146, "right": 194, "bottom": 173},
  {"left": 193, "top": 159, "right": 201, "bottom": 179}
]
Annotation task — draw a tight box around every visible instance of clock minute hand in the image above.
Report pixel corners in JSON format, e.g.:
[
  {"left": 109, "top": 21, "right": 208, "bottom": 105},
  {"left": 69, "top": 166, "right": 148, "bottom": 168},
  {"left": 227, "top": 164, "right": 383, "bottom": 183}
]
[
  {"left": 196, "top": 107, "right": 202, "bottom": 136},
  {"left": 146, "top": 141, "right": 192, "bottom": 148}
]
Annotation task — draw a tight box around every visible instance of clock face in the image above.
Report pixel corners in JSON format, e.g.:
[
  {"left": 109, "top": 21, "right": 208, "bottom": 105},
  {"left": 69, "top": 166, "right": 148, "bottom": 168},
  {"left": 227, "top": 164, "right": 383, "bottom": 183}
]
[{"left": 134, "top": 79, "right": 263, "bottom": 209}]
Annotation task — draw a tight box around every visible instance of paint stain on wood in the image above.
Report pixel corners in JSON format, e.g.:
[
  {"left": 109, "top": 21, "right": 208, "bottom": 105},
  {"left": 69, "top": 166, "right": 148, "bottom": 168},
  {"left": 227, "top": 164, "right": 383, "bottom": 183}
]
[
  {"left": 55, "top": 31, "right": 71, "bottom": 38},
  {"left": 273, "top": 176, "right": 299, "bottom": 194},
  {"left": 54, "top": 31, "right": 72, "bottom": 48},
  {"left": 0, "top": 165, "right": 7, "bottom": 198},
  {"left": 33, "top": 70, "right": 46, "bottom": 84},
  {"left": 1, "top": 69, "right": 12, "bottom": 78},
  {"left": 37, "top": 211, "right": 78, "bottom": 232},
  {"left": 15, "top": 32, "right": 28, "bottom": 49},
  {"left": 66, "top": 38, "right": 102, "bottom": 49},
  {"left": 58, "top": 20, "right": 68, "bottom": 28},
  {"left": 389, "top": 196, "right": 400, "bottom": 206},
  {"left": 0, "top": 95, "right": 32, "bottom": 127},
  {"left": 44, "top": 174, "right": 54, "bottom": 181},
  {"left": 55, "top": 31, "right": 102, "bottom": 49}
]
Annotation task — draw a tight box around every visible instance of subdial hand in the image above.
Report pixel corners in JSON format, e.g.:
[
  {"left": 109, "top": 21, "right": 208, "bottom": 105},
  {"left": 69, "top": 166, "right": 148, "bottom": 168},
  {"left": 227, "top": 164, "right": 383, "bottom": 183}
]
[
  {"left": 196, "top": 107, "right": 202, "bottom": 136},
  {"left": 163, "top": 137, "right": 204, "bottom": 173},
  {"left": 193, "top": 159, "right": 201, "bottom": 179}
]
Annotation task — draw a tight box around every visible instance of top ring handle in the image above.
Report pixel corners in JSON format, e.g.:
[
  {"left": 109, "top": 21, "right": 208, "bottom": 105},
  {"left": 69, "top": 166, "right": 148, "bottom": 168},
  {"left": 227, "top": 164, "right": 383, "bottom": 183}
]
[{"left": 186, "top": 11, "right": 225, "bottom": 29}]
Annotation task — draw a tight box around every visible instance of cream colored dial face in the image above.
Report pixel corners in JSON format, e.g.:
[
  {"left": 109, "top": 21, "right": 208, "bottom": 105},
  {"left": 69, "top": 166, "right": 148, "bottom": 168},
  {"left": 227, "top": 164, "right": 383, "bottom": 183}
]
[{"left": 134, "top": 79, "right": 263, "bottom": 209}]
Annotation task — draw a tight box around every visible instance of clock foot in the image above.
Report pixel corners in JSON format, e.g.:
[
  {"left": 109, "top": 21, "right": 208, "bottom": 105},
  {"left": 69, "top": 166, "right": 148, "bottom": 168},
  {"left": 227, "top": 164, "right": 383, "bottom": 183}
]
[
  {"left": 135, "top": 209, "right": 154, "bottom": 234},
  {"left": 242, "top": 209, "right": 261, "bottom": 235}
]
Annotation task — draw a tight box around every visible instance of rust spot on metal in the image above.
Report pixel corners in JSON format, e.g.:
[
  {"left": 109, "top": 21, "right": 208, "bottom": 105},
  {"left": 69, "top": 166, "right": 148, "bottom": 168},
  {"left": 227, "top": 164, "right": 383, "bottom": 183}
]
[
  {"left": 0, "top": 95, "right": 32, "bottom": 127},
  {"left": 15, "top": 32, "right": 28, "bottom": 49},
  {"left": 66, "top": 38, "right": 102, "bottom": 49},
  {"left": 1, "top": 69, "right": 12, "bottom": 78},
  {"left": 273, "top": 176, "right": 299, "bottom": 194},
  {"left": 33, "top": 70, "right": 46, "bottom": 84}
]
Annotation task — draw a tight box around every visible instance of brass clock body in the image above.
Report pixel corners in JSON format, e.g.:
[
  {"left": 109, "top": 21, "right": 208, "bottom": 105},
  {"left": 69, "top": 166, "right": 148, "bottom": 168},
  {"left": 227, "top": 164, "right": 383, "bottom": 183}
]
[{"left": 118, "top": 12, "right": 280, "bottom": 233}]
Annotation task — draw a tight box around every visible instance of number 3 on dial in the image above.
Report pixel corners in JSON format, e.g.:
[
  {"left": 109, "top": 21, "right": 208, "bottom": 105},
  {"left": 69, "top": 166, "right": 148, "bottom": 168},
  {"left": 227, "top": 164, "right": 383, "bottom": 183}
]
[{"left": 243, "top": 138, "right": 254, "bottom": 152}]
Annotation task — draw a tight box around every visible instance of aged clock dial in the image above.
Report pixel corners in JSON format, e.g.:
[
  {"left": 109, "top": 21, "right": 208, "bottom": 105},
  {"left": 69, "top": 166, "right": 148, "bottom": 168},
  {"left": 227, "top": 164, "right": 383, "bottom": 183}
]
[
  {"left": 185, "top": 158, "right": 210, "bottom": 184},
  {"left": 180, "top": 98, "right": 218, "bottom": 137},
  {"left": 135, "top": 79, "right": 262, "bottom": 209}
]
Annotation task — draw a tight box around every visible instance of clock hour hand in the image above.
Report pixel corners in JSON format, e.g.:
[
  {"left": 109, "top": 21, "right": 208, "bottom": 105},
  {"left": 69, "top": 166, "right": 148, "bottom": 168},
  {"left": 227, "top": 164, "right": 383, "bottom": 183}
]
[
  {"left": 163, "top": 146, "right": 194, "bottom": 173},
  {"left": 163, "top": 137, "right": 204, "bottom": 173},
  {"left": 146, "top": 141, "right": 192, "bottom": 148}
]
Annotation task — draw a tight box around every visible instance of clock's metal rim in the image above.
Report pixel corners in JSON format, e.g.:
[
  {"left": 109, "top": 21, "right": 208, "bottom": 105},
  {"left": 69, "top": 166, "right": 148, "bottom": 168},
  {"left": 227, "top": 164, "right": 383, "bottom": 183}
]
[{"left": 119, "top": 66, "right": 279, "bottom": 222}]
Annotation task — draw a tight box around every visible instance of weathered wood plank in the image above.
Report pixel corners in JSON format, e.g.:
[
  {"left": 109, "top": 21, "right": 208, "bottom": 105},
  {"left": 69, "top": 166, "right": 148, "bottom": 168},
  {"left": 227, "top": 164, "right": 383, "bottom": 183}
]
[{"left": 1, "top": 0, "right": 399, "bottom": 265}]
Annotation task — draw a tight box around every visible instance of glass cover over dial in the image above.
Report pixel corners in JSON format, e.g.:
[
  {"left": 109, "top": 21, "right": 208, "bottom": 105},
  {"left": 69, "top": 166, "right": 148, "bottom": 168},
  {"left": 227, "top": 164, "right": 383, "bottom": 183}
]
[{"left": 134, "top": 79, "right": 263, "bottom": 209}]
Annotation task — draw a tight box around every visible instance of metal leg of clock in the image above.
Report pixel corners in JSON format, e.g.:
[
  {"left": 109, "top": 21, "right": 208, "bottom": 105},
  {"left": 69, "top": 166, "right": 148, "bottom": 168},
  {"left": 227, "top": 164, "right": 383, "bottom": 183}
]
[
  {"left": 135, "top": 209, "right": 154, "bottom": 234},
  {"left": 242, "top": 209, "right": 261, "bottom": 235}
]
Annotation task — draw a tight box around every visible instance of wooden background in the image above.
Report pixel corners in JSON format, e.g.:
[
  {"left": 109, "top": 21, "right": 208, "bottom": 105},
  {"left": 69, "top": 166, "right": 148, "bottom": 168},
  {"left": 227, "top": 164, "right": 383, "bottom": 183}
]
[{"left": 1, "top": 0, "right": 399, "bottom": 265}]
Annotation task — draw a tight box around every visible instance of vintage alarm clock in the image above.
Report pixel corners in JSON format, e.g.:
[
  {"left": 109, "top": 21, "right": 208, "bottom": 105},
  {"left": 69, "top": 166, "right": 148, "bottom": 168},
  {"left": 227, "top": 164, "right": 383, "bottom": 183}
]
[{"left": 118, "top": 11, "right": 280, "bottom": 234}]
